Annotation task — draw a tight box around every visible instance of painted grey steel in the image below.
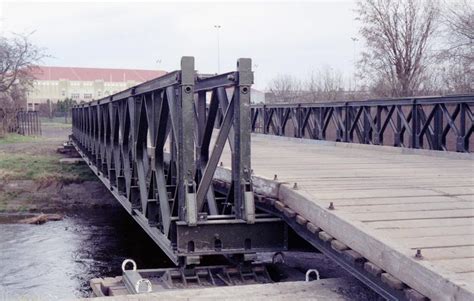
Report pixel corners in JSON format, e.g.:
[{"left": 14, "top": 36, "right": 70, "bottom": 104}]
[
  {"left": 71, "top": 57, "right": 286, "bottom": 265},
  {"left": 257, "top": 201, "right": 409, "bottom": 301},
  {"left": 251, "top": 95, "right": 473, "bottom": 152}
]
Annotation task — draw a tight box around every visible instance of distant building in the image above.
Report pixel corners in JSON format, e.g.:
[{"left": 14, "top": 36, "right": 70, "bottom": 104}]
[{"left": 27, "top": 66, "right": 166, "bottom": 110}]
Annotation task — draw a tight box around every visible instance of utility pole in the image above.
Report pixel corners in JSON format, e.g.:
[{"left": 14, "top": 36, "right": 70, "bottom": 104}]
[{"left": 214, "top": 25, "right": 221, "bottom": 73}]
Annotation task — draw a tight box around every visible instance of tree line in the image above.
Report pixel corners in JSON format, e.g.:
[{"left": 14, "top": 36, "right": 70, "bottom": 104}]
[{"left": 267, "top": 0, "right": 473, "bottom": 103}]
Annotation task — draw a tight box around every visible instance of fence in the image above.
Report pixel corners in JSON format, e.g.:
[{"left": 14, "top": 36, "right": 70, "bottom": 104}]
[
  {"left": 17, "top": 110, "right": 42, "bottom": 136},
  {"left": 251, "top": 95, "right": 473, "bottom": 153}
]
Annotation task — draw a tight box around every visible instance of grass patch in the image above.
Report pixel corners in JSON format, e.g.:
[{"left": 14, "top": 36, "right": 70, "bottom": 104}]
[
  {"left": 0, "top": 133, "right": 43, "bottom": 145},
  {"left": 0, "top": 151, "right": 96, "bottom": 183},
  {"left": 39, "top": 117, "right": 72, "bottom": 129},
  {"left": 39, "top": 117, "right": 71, "bottom": 124}
]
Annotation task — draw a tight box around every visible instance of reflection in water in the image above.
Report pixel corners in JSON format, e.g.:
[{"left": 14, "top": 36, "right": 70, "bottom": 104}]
[{"left": 0, "top": 207, "right": 172, "bottom": 300}]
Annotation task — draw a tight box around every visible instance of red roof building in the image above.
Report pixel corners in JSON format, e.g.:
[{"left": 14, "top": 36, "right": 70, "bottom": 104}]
[
  {"left": 27, "top": 66, "right": 167, "bottom": 109},
  {"left": 32, "top": 66, "right": 166, "bottom": 82}
]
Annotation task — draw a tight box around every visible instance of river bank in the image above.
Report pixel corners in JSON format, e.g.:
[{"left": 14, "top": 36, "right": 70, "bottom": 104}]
[
  {"left": 0, "top": 123, "right": 116, "bottom": 223},
  {"left": 0, "top": 122, "right": 383, "bottom": 301},
  {"left": 0, "top": 123, "right": 173, "bottom": 300}
]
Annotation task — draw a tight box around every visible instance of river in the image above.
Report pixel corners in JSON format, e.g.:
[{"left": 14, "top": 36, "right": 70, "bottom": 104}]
[{"left": 0, "top": 208, "right": 172, "bottom": 300}]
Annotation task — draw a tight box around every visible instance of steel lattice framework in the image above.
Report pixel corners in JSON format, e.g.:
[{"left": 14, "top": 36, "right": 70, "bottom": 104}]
[
  {"left": 251, "top": 95, "right": 473, "bottom": 152},
  {"left": 71, "top": 57, "right": 286, "bottom": 265}
]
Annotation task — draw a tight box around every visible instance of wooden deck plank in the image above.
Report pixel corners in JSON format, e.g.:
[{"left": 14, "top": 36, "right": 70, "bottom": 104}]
[
  {"left": 278, "top": 184, "right": 474, "bottom": 300},
  {"left": 319, "top": 195, "right": 472, "bottom": 206},
  {"left": 399, "top": 235, "right": 474, "bottom": 249},
  {"left": 366, "top": 217, "right": 474, "bottom": 229},
  {"left": 432, "top": 258, "right": 474, "bottom": 273},
  {"left": 343, "top": 209, "right": 474, "bottom": 222},
  {"left": 376, "top": 225, "right": 474, "bottom": 238},
  {"left": 414, "top": 246, "right": 474, "bottom": 260},
  {"left": 336, "top": 201, "right": 474, "bottom": 213},
  {"left": 220, "top": 134, "right": 474, "bottom": 300}
]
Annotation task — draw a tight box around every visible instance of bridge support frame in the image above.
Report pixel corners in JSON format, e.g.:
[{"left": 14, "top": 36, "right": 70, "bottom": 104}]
[{"left": 71, "top": 57, "right": 287, "bottom": 265}]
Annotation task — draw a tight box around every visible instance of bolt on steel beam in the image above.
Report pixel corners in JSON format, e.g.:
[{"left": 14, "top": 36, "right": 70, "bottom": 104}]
[{"left": 71, "top": 56, "right": 286, "bottom": 265}]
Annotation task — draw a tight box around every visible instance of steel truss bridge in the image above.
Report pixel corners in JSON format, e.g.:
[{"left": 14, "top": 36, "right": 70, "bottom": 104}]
[
  {"left": 71, "top": 57, "right": 286, "bottom": 266},
  {"left": 72, "top": 57, "right": 473, "bottom": 301},
  {"left": 251, "top": 95, "right": 473, "bottom": 153},
  {"left": 252, "top": 95, "right": 474, "bottom": 152}
]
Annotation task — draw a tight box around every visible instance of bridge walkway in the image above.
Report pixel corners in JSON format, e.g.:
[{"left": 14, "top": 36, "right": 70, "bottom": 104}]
[{"left": 216, "top": 134, "right": 474, "bottom": 300}]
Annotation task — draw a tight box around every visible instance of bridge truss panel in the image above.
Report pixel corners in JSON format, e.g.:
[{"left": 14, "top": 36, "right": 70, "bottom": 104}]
[
  {"left": 71, "top": 57, "right": 286, "bottom": 265},
  {"left": 251, "top": 96, "right": 474, "bottom": 153}
]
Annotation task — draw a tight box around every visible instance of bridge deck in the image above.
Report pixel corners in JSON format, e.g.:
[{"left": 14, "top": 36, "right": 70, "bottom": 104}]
[{"left": 218, "top": 134, "right": 474, "bottom": 300}]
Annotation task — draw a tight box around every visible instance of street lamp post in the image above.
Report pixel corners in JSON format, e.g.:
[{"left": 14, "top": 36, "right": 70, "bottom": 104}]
[{"left": 214, "top": 25, "right": 221, "bottom": 73}]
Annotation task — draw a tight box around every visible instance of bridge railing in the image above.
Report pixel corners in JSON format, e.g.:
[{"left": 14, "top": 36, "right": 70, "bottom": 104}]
[
  {"left": 251, "top": 95, "right": 473, "bottom": 152},
  {"left": 71, "top": 57, "right": 286, "bottom": 265}
]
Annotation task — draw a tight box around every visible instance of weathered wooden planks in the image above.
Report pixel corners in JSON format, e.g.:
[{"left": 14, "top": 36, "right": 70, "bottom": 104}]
[{"left": 217, "top": 133, "right": 474, "bottom": 300}]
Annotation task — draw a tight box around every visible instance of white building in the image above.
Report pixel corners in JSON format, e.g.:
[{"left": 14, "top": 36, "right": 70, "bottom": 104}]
[{"left": 27, "top": 66, "right": 166, "bottom": 110}]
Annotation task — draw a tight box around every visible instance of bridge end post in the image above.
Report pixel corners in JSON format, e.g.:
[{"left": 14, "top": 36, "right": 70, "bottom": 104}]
[
  {"left": 180, "top": 56, "right": 198, "bottom": 226},
  {"left": 235, "top": 58, "right": 255, "bottom": 223}
]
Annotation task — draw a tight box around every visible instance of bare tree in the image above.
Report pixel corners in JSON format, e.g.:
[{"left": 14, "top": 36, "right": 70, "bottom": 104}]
[
  {"left": 266, "top": 74, "right": 302, "bottom": 103},
  {"left": 436, "top": 0, "right": 473, "bottom": 93},
  {"left": 356, "top": 0, "right": 439, "bottom": 97},
  {"left": 442, "top": 0, "right": 473, "bottom": 63},
  {"left": 305, "top": 66, "right": 345, "bottom": 102},
  {"left": 0, "top": 33, "right": 44, "bottom": 94},
  {"left": 0, "top": 33, "right": 46, "bottom": 134}
]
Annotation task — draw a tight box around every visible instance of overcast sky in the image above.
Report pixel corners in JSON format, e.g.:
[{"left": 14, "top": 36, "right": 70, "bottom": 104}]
[{"left": 1, "top": 0, "right": 360, "bottom": 89}]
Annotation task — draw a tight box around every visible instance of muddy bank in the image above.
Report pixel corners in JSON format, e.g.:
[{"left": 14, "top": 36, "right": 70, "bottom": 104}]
[
  {"left": 0, "top": 124, "right": 117, "bottom": 223},
  {"left": 0, "top": 125, "right": 176, "bottom": 299},
  {"left": 0, "top": 179, "right": 117, "bottom": 218}
]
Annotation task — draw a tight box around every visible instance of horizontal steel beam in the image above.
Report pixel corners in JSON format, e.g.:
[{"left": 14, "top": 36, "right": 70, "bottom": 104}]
[
  {"left": 257, "top": 201, "right": 408, "bottom": 301},
  {"left": 71, "top": 57, "right": 286, "bottom": 266},
  {"left": 251, "top": 95, "right": 473, "bottom": 152},
  {"left": 251, "top": 95, "right": 474, "bottom": 109},
  {"left": 175, "top": 218, "right": 287, "bottom": 256}
]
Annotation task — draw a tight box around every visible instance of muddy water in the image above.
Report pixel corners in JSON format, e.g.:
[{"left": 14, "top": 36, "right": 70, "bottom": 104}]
[{"left": 0, "top": 208, "right": 172, "bottom": 300}]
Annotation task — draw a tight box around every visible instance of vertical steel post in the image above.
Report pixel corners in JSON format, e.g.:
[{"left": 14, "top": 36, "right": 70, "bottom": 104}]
[
  {"left": 375, "top": 105, "right": 382, "bottom": 145},
  {"left": 179, "top": 57, "right": 197, "bottom": 225},
  {"left": 395, "top": 106, "right": 402, "bottom": 147},
  {"left": 263, "top": 105, "right": 268, "bottom": 134},
  {"left": 433, "top": 104, "right": 443, "bottom": 151},
  {"left": 411, "top": 99, "right": 419, "bottom": 149},
  {"left": 343, "top": 103, "right": 349, "bottom": 142},
  {"left": 316, "top": 108, "right": 323, "bottom": 140},
  {"left": 363, "top": 107, "right": 370, "bottom": 144},
  {"left": 458, "top": 103, "right": 467, "bottom": 152},
  {"left": 234, "top": 58, "right": 255, "bottom": 223},
  {"left": 96, "top": 102, "right": 102, "bottom": 166},
  {"left": 295, "top": 105, "right": 302, "bottom": 138}
]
